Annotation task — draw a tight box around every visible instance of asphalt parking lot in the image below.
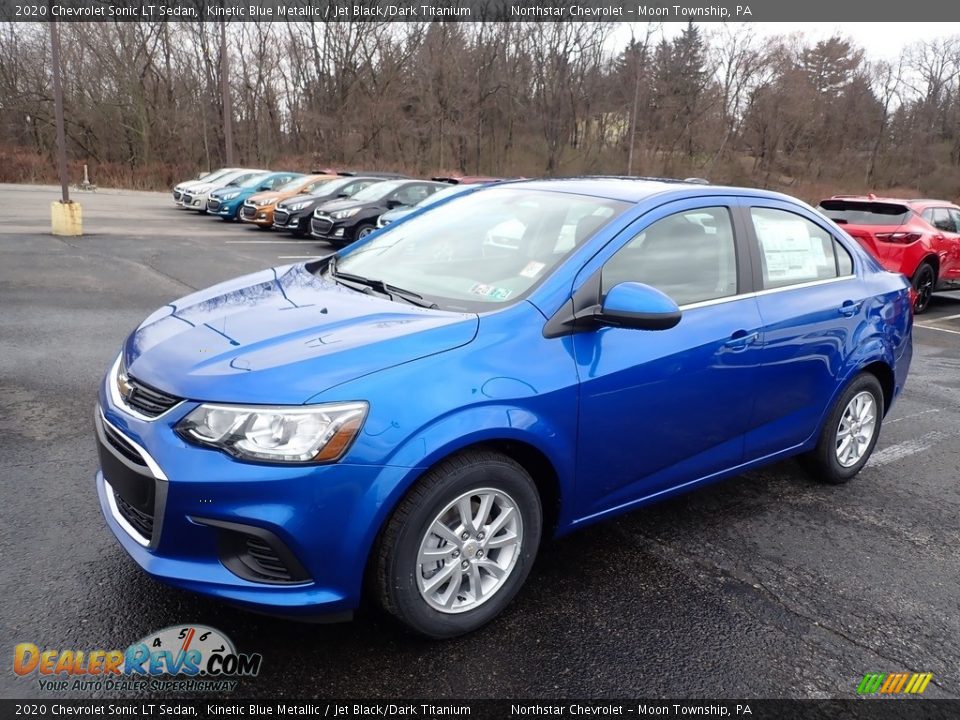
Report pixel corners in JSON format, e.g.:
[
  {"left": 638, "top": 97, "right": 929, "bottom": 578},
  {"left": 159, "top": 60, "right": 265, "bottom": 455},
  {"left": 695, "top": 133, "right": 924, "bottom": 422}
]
[{"left": 2, "top": 183, "right": 960, "bottom": 700}]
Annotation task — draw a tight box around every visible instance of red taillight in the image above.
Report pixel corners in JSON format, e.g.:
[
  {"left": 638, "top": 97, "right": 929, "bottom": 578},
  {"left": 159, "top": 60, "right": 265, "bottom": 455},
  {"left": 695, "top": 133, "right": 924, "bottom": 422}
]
[{"left": 875, "top": 232, "right": 922, "bottom": 244}]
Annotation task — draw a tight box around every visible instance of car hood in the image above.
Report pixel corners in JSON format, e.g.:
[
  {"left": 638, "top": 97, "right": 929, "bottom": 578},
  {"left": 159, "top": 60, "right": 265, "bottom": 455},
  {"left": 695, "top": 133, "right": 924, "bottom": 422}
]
[
  {"left": 380, "top": 207, "right": 414, "bottom": 224},
  {"left": 316, "top": 198, "right": 370, "bottom": 214},
  {"left": 123, "top": 264, "right": 478, "bottom": 405},
  {"left": 211, "top": 186, "right": 251, "bottom": 200},
  {"left": 248, "top": 190, "right": 287, "bottom": 205},
  {"left": 278, "top": 193, "right": 318, "bottom": 209}
]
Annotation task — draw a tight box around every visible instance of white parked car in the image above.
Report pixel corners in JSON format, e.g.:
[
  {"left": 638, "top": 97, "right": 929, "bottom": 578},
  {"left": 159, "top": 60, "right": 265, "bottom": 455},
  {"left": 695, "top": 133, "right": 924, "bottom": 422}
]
[{"left": 180, "top": 169, "right": 268, "bottom": 213}]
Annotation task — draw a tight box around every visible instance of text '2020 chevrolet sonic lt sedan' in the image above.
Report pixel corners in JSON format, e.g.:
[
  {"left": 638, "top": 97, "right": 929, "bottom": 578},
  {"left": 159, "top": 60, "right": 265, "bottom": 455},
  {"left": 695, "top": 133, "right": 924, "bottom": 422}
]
[{"left": 95, "top": 178, "right": 912, "bottom": 638}]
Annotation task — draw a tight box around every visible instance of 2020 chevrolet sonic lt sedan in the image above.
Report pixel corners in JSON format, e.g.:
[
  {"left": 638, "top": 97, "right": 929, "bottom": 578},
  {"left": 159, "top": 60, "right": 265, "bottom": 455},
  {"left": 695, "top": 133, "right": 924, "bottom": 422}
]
[{"left": 95, "top": 178, "right": 912, "bottom": 638}]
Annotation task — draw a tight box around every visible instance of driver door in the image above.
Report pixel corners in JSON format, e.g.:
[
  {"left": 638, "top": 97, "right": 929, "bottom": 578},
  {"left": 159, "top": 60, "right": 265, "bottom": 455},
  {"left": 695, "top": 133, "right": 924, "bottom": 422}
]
[{"left": 572, "top": 199, "right": 763, "bottom": 519}]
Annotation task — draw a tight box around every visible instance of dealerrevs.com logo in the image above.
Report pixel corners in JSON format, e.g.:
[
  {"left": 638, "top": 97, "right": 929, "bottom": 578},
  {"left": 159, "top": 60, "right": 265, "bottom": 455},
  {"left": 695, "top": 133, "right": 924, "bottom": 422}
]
[{"left": 13, "top": 625, "right": 262, "bottom": 693}]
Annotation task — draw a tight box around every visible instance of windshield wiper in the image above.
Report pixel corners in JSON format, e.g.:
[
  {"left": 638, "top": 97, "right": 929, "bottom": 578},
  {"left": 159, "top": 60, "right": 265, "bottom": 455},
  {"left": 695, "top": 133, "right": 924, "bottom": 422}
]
[{"left": 328, "top": 257, "right": 438, "bottom": 309}]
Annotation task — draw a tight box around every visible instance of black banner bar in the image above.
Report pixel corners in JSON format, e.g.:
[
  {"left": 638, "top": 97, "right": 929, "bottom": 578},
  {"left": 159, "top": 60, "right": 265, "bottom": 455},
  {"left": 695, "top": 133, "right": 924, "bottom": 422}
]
[
  {"left": 3, "top": 0, "right": 960, "bottom": 22},
  {"left": 1, "top": 700, "right": 959, "bottom": 720}
]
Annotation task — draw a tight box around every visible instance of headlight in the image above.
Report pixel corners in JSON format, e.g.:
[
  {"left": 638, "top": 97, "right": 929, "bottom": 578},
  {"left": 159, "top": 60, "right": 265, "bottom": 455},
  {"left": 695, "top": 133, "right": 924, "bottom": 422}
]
[
  {"left": 176, "top": 402, "right": 368, "bottom": 463},
  {"left": 288, "top": 201, "right": 311, "bottom": 211},
  {"left": 332, "top": 208, "right": 361, "bottom": 220},
  {"left": 220, "top": 191, "right": 240, "bottom": 200}
]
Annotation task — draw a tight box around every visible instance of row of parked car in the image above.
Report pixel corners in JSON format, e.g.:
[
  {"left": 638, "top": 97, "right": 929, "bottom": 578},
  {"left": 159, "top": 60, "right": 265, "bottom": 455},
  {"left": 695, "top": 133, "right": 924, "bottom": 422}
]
[
  {"left": 171, "top": 167, "right": 500, "bottom": 247},
  {"left": 171, "top": 168, "right": 960, "bottom": 312}
]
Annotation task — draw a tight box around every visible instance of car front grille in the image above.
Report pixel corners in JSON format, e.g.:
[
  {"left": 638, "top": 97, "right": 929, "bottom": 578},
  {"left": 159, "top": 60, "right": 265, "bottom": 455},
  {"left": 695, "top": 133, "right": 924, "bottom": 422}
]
[
  {"left": 207, "top": 198, "right": 222, "bottom": 211},
  {"left": 101, "top": 420, "right": 147, "bottom": 468},
  {"left": 172, "top": 190, "right": 182, "bottom": 201},
  {"left": 311, "top": 217, "right": 333, "bottom": 236},
  {"left": 182, "top": 194, "right": 194, "bottom": 204},
  {"left": 123, "top": 376, "right": 181, "bottom": 418},
  {"left": 96, "top": 410, "right": 162, "bottom": 546},
  {"left": 241, "top": 536, "right": 297, "bottom": 582},
  {"left": 241, "top": 204, "right": 256, "bottom": 219},
  {"left": 114, "top": 491, "right": 155, "bottom": 539},
  {"left": 273, "top": 209, "right": 290, "bottom": 225}
]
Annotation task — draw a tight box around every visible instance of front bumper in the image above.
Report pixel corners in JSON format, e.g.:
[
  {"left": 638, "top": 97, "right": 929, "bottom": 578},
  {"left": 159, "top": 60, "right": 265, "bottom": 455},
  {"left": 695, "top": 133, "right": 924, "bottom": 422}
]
[
  {"left": 271, "top": 209, "right": 309, "bottom": 232},
  {"left": 213, "top": 198, "right": 243, "bottom": 218},
  {"left": 94, "top": 379, "right": 410, "bottom": 619},
  {"left": 310, "top": 216, "right": 348, "bottom": 243},
  {"left": 241, "top": 203, "right": 274, "bottom": 226}
]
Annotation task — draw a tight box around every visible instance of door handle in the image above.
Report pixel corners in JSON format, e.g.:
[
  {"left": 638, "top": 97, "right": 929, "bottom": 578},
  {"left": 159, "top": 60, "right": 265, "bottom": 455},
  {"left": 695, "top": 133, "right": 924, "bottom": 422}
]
[
  {"left": 839, "top": 300, "right": 863, "bottom": 317},
  {"left": 724, "top": 330, "right": 759, "bottom": 349}
]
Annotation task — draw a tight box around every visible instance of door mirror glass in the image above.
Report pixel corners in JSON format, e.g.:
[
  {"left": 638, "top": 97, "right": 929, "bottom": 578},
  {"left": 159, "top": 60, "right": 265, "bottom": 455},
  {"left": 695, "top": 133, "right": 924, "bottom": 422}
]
[{"left": 597, "top": 282, "right": 681, "bottom": 330}]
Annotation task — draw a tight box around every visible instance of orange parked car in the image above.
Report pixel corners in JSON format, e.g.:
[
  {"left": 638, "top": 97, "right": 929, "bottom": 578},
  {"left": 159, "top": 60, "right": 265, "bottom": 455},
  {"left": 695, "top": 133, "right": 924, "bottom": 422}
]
[{"left": 240, "top": 174, "right": 338, "bottom": 229}]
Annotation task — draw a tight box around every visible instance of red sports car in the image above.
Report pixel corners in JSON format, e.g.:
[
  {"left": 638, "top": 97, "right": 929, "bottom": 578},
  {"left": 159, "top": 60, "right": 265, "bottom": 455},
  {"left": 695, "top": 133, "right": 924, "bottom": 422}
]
[{"left": 818, "top": 194, "right": 960, "bottom": 313}]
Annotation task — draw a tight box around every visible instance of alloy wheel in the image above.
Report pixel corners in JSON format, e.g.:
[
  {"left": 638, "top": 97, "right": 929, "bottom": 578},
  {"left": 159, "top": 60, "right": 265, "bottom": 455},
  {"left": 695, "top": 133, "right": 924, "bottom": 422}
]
[
  {"left": 835, "top": 391, "right": 877, "bottom": 467},
  {"left": 416, "top": 488, "right": 523, "bottom": 614}
]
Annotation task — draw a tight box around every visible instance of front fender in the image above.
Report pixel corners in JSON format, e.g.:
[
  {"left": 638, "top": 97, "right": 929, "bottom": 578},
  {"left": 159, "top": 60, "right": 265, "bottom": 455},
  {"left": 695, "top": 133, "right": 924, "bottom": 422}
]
[{"left": 344, "top": 404, "right": 578, "bottom": 569}]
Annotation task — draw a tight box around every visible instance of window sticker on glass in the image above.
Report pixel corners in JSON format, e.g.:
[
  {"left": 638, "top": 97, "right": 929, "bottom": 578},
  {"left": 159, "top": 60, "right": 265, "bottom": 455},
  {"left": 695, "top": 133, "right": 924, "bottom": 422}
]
[
  {"left": 753, "top": 214, "right": 821, "bottom": 283},
  {"left": 520, "top": 261, "right": 546, "bottom": 278},
  {"left": 469, "top": 283, "right": 513, "bottom": 300}
]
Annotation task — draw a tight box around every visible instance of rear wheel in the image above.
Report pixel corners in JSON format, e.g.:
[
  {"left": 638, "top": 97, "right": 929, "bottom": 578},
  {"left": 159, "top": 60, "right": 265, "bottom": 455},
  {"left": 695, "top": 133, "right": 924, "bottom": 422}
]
[
  {"left": 911, "top": 262, "right": 936, "bottom": 314},
  {"left": 374, "top": 450, "right": 542, "bottom": 638},
  {"left": 801, "top": 372, "right": 884, "bottom": 484}
]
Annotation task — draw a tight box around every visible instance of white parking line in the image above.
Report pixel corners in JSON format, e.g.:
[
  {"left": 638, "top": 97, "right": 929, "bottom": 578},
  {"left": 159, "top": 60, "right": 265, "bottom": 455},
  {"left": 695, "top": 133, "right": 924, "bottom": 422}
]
[
  {"left": 870, "top": 431, "right": 951, "bottom": 467},
  {"left": 224, "top": 240, "right": 310, "bottom": 244},
  {"left": 914, "top": 324, "right": 960, "bottom": 336},
  {"left": 931, "top": 311, "right": 960, "bottom": 322},
  {"left": 886, "top": 409, "right": 941, "bottom": 424}
]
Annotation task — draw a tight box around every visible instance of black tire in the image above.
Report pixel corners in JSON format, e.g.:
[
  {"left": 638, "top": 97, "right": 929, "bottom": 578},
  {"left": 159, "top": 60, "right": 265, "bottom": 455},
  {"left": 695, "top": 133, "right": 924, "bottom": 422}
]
[
  {"left": 801, "top": 372, "right": 884, "bottom": 484},
  {"left": 354, "top": 224, "right": 376, "bottom": 241},
  {"left": 911, "top": 262, "right": 936, "bottom": 314},
  {"left": 374, "top": 450, "right": 542, "bottom": 639}
]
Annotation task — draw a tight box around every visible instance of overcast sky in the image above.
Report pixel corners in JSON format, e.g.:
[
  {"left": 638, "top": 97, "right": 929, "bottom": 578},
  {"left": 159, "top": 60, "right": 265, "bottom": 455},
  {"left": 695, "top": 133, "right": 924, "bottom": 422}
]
[{"left": 615, "top": 22, "right": 959, "bottom": 60}]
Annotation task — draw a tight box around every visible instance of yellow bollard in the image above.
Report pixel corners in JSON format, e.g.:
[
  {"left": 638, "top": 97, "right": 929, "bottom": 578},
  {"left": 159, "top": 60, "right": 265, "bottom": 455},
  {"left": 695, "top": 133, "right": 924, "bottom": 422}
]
[{"left": 51, "top": 200, "right": 82, "bottom": 236}]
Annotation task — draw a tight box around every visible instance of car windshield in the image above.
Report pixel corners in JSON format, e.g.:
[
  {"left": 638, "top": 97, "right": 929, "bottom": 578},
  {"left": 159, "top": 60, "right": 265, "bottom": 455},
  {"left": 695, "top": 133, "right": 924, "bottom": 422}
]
[
  {"left": 417, "top": 184, "right": 472, "bottom": 208},
  {"left": 333, "top": 188, "right": 628, "bottom": 311},
  {"left": 277, "top": 177, "right": 313, "bottom": 193},
  {"left": 240, "top": 173, "right": 271, "bottom": 188},
  {"left": 295, "top": 177, "right": 335, "bottom": 194},
  {"left": 349, "top": 180, "right": 404, "bottom": 203}
]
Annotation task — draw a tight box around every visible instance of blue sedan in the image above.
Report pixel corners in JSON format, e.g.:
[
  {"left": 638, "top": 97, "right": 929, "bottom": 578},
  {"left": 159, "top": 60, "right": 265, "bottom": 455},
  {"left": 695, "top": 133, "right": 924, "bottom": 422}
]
[{"left": 95, "top": 178, "right": 912, "bottom": 637}]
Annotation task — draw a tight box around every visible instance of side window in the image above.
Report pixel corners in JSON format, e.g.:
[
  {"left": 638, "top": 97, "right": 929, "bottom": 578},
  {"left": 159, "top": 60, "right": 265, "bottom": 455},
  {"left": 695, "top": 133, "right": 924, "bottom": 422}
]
[
  {"left": 921, "top": 208, "right": 935, "bottom": 224},
  {"left": 835, "top": 239, "right": 854, "bottom": 276},
  {"left": 394, "top": 184, "right": 431, "bottom": 206},
  {"left": 949, "top": 209, "right": 960, "bottom": 231},
  {"left": 751, "top": 208, "right": 839, "bottom": 289},
  {"left": 931, "top": 208, "right": 956, "bottom": 233},
  {"left": 601, "top": 207, "right": 738, "bottom": 306}
]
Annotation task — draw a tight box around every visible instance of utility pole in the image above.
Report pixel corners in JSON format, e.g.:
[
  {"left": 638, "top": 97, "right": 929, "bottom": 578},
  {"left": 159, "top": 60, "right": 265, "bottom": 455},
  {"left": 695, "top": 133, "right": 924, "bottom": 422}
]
[
  {"left": 220, "top": 20, "right": 235, "bottom": 166},
  {"left": 49, "top": 15, "right": 69, "bottom": 203},
  {"left": 49, "top": 11, "right": 81, "bottom": 235},
  {"left": 626, "top": 46, "right": 641, "bottom": 177}
]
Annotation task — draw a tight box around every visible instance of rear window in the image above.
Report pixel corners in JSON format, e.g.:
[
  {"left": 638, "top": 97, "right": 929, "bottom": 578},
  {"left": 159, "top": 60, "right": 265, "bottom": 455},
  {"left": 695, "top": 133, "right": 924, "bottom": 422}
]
[{"left": 817, "top": 200, "right": 911, "bottom": 226}]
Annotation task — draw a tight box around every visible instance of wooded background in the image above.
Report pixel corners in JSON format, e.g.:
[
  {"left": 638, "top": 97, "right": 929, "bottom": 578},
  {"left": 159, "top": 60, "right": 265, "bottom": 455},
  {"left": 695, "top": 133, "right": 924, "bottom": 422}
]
[{"left": 2, "top": 21, "right": 959, "bottom": 202}]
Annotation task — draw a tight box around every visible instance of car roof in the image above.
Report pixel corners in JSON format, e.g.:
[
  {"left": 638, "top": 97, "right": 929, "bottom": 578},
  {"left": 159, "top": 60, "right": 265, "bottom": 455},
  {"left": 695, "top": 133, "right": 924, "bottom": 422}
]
[{"left": 494, "top": 176, "right": 795, "bottom": 205}]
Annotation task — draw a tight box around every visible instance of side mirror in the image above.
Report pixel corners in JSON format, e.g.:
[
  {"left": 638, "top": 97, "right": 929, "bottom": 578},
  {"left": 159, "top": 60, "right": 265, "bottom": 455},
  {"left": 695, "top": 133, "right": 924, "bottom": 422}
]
[
  {"left": 386, "top": 199, "right": 403, "bottom": 209},
  {"left": 336, "top": 192, "right": 350, "bottom": 198},
  {"left": 596, "top": 282, "right": 681, "bottom": 331},
  {"left": 258, "top": 184, "right": 271, "bottom": 191}
]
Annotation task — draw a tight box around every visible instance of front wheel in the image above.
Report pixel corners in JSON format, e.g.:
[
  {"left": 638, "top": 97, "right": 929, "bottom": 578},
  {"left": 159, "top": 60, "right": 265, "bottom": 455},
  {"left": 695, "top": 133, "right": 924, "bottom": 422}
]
[
  {"left": 354, "top": 224, "right": 376, "bottom": 240},
  {"left": 801, "top": 373, "right": 884, "bottom": 484},
  {"left": 373, "top": 450, "right": 542, "bottom": 638},
  {"left": 911, "top": 262, "right": 936, "bottom": 314}
]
